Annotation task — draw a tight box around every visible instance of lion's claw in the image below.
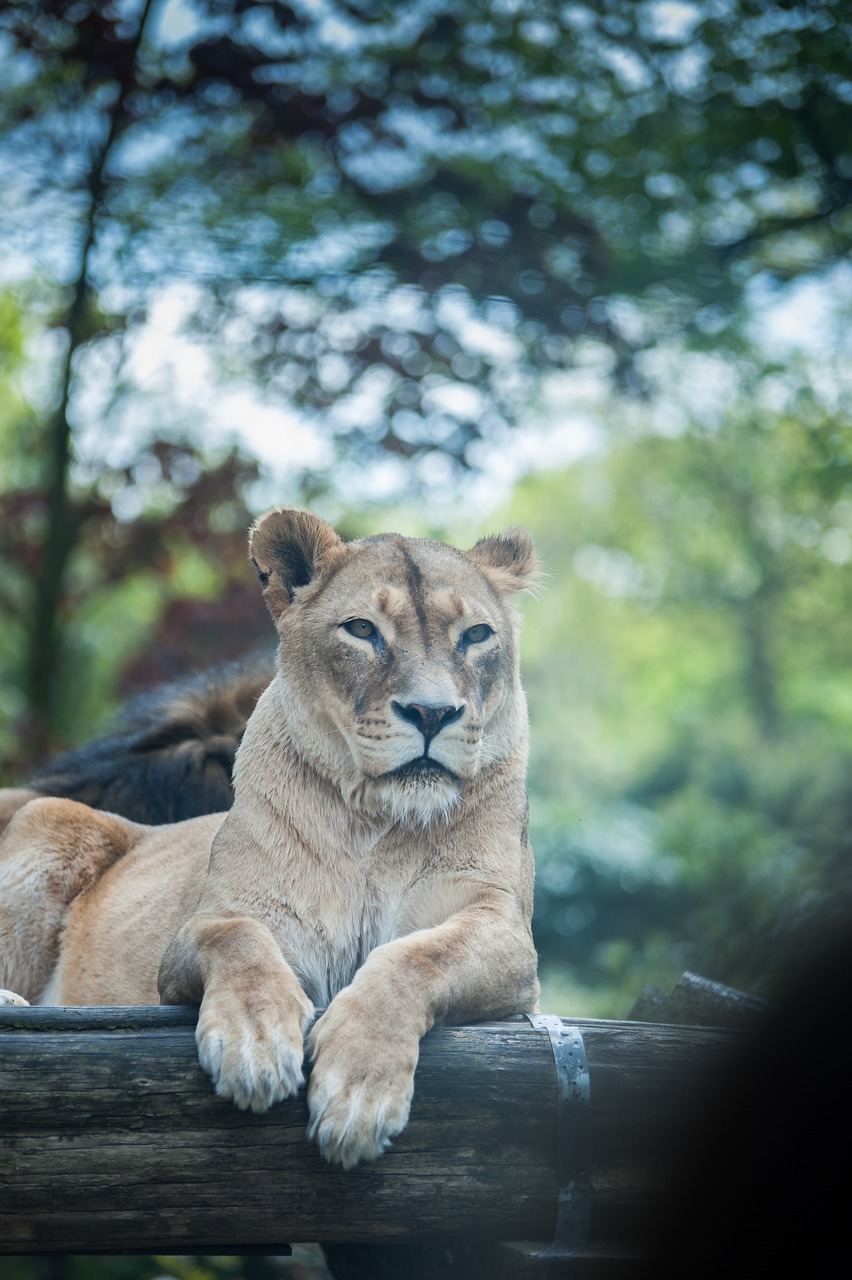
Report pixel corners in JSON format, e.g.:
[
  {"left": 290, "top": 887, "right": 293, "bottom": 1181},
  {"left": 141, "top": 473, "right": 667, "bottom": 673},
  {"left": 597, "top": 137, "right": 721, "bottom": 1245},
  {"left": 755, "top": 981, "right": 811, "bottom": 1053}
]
[
  {"left": 0, "top": 989, "right": 29, "bottom": 1007},
  {"left": 196, "top": 983, "right": 313, "bottom": 1113},
  {"left": 307, "top": 1075, "right": 412, "bottom": 1168},
  {"left": 306, "top": 992, "right": 418, "bottom": 1167}
]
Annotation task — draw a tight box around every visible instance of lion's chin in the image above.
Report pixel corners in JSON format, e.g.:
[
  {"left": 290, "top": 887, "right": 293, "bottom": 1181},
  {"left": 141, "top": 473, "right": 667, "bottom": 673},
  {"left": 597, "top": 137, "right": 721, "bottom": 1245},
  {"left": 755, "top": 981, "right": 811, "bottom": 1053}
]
[
  {"left": 346, "top": 763, "right": 462, "bottom": 826},
  {"left": 386, "top": 757, "right": 459, "bottom": 783}
]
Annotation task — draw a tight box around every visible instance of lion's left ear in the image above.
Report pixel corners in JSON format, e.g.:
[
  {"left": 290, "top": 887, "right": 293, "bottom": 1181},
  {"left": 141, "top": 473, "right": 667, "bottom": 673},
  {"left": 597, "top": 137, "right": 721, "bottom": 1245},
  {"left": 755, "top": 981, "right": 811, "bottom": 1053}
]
[
  {"left": 466, "top": 527, "right": 539, "bottom": 594},
  {"left": 249, "top": 507, "right": 346, "bottom": 619}
]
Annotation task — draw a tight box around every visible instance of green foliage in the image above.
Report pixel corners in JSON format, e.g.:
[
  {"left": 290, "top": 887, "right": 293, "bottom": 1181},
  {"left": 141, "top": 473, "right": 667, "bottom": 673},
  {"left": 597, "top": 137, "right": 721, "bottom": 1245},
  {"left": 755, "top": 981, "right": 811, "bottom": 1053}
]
[
  {"left": 512, "top": 365, "right": 852, "bottom": 1009},
  {"left": 1, "top": 1, "right": 851, "bottom": 471},
  {"left": 0, "top": 435, "right": 271, "bottom": 773},
  {"left": 1, "top": 0, "right": 850, "bottom": 759},
  {"left": 0, "top": 1252, "right": 331, "bottom": 1280},
  {"left": 0, "top": 0, "right": 849, "bottom": 1010}
]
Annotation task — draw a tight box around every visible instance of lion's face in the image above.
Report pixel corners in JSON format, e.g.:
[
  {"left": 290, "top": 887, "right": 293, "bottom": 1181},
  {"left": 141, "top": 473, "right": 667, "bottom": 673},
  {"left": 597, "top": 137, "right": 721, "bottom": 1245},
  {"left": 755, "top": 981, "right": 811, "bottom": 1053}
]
[{"left": 249, "top": 511, "right": 537, "bottom": 823}]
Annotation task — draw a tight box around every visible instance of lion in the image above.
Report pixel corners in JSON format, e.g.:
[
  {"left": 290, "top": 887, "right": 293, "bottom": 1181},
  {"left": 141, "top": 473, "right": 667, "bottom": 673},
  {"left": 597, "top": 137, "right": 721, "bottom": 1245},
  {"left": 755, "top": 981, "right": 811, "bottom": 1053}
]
[
  {"left": 21, "top": 653, "right": 276, "bottom": 824},
  {"left": 0, "top": 507, "right": 540, "bottom": 1169}
]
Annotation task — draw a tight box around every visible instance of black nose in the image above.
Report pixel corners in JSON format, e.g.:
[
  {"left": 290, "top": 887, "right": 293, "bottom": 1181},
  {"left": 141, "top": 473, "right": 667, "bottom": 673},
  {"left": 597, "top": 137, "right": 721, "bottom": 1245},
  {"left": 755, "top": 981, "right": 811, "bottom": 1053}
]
[{"left": 392, "top": 701, "right": 464, "bottom": 741}]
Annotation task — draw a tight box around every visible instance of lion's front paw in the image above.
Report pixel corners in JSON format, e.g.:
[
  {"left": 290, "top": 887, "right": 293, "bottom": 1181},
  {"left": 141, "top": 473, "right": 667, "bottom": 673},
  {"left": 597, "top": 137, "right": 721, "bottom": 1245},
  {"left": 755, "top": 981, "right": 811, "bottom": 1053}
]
[
  {"left": 0, "top": 989, "right": 29, "bottom": 1007},
  {"left": 196, "top": 979, "right": 314, "bottom": 1113},
  {"left": 306, "top": 991, "right": 418, "bottom": 1169}
]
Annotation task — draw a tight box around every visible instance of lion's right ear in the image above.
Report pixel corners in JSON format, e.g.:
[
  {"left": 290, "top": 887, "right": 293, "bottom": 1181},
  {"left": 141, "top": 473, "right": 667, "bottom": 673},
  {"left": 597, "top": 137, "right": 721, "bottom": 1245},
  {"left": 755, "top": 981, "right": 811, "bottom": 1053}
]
[{"left": 249, "top": 508, "right": 345, "bottom": 618}]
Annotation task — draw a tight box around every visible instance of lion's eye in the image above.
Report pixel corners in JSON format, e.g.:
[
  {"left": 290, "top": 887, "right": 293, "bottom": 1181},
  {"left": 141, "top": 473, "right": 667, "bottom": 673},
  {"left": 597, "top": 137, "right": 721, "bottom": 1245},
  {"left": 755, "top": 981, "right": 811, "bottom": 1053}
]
[
  {"left": 343, "top": 618, "right": 378, "bottom": 640},
  {"left": 462, "top": 623, "right": 493, "bottom": 646}
]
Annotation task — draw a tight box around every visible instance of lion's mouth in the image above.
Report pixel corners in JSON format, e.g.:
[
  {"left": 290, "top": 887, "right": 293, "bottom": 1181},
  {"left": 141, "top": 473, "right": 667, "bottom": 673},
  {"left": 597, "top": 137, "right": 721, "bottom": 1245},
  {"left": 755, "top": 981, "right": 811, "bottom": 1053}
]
[{"left": 388, "top": 757, "right": 458, "bottom": 782}]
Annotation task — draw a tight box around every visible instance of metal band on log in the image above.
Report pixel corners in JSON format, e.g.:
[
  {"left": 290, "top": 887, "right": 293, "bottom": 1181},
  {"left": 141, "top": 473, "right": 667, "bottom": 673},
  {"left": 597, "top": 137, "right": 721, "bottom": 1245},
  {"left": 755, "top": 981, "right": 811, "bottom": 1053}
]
[{"left": 0, "top": 1006, "right": 744, "bottom": 1256}]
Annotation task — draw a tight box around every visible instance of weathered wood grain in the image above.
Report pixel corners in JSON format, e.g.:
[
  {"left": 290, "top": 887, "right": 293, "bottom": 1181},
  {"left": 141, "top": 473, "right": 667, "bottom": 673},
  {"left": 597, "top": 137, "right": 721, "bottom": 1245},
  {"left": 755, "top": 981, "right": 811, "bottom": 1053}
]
[{"left": 0, "top": 1007, "right": 744, "bottom": 1255}]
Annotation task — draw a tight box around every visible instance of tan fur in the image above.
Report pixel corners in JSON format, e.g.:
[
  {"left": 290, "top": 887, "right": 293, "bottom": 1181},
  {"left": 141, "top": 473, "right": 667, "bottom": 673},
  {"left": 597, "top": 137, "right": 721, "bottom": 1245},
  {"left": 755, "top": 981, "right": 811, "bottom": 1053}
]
[
  {"left": 0, "top": 509, "right": 539, "bottom": 1167},
  {"left": 0, "top": 787, "right": 37, "bottom": 837}
]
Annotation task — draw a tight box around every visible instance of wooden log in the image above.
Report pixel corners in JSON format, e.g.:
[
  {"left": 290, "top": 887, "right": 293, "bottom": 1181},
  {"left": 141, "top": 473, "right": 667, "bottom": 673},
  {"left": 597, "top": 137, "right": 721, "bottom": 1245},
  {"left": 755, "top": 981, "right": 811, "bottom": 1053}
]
[
  {"left": 628, "top": 970, "right": 773, "bottom": 1028},
  {"left": 0, "top": 1006, "right": 744, "bottom": 1256}
]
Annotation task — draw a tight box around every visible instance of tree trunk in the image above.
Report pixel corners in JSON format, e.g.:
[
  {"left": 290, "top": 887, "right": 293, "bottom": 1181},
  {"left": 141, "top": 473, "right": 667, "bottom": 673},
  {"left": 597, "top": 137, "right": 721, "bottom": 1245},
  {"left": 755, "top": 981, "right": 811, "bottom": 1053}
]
[{"left": 26, "top": 0, "right": 156, "bottom": 757}]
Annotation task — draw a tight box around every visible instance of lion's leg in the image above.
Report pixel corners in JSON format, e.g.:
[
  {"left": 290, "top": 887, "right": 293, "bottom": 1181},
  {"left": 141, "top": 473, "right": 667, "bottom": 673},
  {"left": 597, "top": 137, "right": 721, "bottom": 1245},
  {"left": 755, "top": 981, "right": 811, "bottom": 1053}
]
[
  {"left": 158, "top": 913, "right": 314, "bottom": 1113},
  {"left": 0, "top": 797, "right": 140, "bottom": 1003},
  {"left": 307, "top": 893, "right": 539, "bottom": 1168}
]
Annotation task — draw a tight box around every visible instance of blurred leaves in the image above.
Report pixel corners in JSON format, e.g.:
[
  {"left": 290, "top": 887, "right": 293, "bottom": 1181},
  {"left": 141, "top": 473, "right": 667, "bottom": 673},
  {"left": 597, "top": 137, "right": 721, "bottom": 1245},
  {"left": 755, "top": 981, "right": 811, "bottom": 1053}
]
[
  {"left": 0, "top": 1251, "right": 332, "bottom": 1280},
  {"left": 1, "top": 0, "right": 851, "bottom": 472},
  {"left": 515, "top": 365, "right": 852, "bottom": 1009},
  {"left": 0, "top": 1, "right": 851, "bottom": 1010},
  {"left": 0, "top": 379, "right": 270, "bottom": 770}
]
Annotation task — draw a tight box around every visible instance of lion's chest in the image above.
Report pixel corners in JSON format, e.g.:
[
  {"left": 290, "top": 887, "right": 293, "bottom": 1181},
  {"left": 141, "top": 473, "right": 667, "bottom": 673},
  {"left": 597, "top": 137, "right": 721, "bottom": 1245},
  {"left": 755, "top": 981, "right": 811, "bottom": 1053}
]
[{"left": 263, "top": 846, "right": 419, "bottom": 1008}]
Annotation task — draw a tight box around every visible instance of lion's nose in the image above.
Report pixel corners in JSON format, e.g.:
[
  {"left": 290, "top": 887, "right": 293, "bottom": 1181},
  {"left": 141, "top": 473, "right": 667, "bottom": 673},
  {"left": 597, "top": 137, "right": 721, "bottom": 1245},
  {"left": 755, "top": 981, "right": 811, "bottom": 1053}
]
[{"left": 392, "top": 701, "right": 464, "bottom": 741}]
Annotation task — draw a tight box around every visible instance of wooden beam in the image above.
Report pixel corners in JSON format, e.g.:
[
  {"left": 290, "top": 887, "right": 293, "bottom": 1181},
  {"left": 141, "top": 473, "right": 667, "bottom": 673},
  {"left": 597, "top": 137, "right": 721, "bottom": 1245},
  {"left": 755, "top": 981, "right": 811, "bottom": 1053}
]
[{"left": 0, "top": 1007, "right": 745, "bottom": 1256}]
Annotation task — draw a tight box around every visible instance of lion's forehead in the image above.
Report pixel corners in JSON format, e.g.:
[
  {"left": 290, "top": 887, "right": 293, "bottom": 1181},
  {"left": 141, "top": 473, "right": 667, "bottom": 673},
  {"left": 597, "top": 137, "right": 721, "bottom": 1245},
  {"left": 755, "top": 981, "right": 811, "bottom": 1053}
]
[
  {"left": 309, "top": 536, "right": 503, "bottom": 632},
  {"left": 371, "top": 584, "right": 493, "bottom": 639}
]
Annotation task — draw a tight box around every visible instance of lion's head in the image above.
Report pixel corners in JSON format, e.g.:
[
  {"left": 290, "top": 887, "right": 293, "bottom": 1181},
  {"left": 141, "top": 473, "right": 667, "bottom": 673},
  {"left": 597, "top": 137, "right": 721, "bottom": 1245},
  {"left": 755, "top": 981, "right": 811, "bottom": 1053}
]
[{"left": 247, "top": 508, "right": 537, "bottom": 823}]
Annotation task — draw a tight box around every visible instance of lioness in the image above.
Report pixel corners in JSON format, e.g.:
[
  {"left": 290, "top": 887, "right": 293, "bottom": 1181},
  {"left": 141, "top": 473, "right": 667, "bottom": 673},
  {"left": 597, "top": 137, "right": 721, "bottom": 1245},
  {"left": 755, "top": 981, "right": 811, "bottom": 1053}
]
[{"left": 0, "top": 508, "right": 539, "bottom": 1168}]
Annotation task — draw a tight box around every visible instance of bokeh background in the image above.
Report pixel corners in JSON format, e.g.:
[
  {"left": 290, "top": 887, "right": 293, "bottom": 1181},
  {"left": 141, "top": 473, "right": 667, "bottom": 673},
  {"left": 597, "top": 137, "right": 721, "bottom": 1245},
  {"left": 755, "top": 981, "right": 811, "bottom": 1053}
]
[
  {"left": 2, "top": 2, "right": 851, "bottom": 1277},
  {"left": 2, "top": 0, "right": 851, "bottom": 1073}
]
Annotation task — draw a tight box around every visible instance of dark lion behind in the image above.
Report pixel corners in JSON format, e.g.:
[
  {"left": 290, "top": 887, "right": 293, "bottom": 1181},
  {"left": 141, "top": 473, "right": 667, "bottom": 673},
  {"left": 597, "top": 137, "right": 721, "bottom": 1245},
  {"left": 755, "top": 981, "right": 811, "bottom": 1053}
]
[{"left": 26, "top": 655, "right": 273, "bottom": 824}]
